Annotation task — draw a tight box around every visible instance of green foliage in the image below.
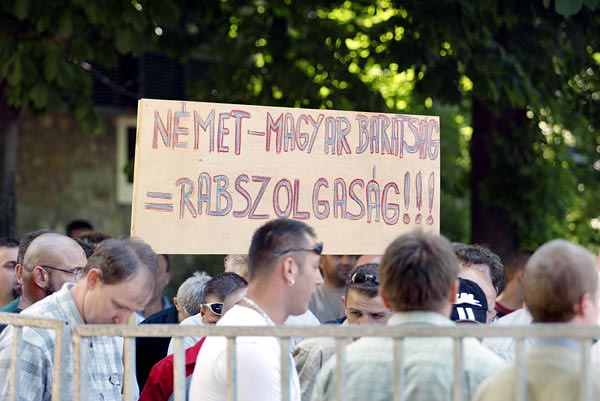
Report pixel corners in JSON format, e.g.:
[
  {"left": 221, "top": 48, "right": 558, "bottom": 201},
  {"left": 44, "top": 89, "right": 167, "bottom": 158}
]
[
  {"left": 0, "top": 0, "right": 180, "bottom": 131},
  {"left": 2, "top": 0, "right": 599, "bottom": 252}
]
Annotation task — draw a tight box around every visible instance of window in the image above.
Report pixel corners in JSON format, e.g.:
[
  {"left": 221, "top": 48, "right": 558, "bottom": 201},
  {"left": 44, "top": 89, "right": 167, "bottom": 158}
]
[{"left": 115, "top": 116, "right": 137, "bottom": 204}]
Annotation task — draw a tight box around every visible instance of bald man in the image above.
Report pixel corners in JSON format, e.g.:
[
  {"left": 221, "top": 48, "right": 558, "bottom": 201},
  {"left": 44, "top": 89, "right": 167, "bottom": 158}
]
[
  {"left": 475, "top": 239, "right": 600, "bottom": 401},
  {"left": 15, "top": 232, "right": 87, "bottom": 311}
]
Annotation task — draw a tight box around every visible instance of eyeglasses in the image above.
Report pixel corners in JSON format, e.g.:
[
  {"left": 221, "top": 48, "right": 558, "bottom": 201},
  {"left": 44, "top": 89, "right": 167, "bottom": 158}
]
[
  {"left": 204, "top": 302, "right": 224, "bottom": 316},
  {"left": 350, "top": 272, "right": 379, "bottom": 286},
  {"left": 274, "top": 242, "right": 324, "bottom": 258},
  {"left": 40, "top": 264, "right": 84, "bottom": 279}
]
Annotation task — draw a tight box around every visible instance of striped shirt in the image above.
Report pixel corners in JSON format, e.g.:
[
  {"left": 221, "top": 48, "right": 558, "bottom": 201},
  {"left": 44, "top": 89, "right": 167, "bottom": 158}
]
[{"left": 0, "top": 283, "right": 124, "bottom": 401}]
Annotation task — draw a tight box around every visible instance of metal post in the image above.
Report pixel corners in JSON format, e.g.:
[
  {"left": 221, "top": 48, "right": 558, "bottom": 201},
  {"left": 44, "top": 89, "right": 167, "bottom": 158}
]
[
  {"left": 514, "top": 337, "right": 527, "bottom": 401},
  {"left": 122, "top": 336, "right": 136, "bottom": 401},
  {"left": 172, "top": 337, "right": 186, "bottom": 401},
  {"left": 334, "top": 337, "right": 347, "bottom": 401},
  {"left": 580, "top": 339, "right": 592, "bottom": 401},
  {"left": 393, "top": 338, "right": 405, "bottom": 401},
  {"left": 8, "top": 326, "right": 22, "bottom": 401},
  {"left": 227, "top": 336, "right": 237, "bottom": 401},
  {"left": 51, "top": 322, "right": 70, "bottom": 401},
  {"left": 280, "top": 337, "right": 291, "bottom": 401},
  {"left": 452, "top": 337, "right": 463, "bottom": 401}
]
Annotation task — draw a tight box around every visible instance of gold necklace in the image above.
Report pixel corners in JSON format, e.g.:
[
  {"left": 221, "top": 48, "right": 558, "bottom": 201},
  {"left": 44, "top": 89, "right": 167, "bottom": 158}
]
[{"left": 242, "top": 296, "right": 275, "bottom": 326}]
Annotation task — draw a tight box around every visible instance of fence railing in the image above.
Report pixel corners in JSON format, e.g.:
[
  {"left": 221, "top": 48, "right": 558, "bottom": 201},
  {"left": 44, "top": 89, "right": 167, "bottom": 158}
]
[{"left": 2, "top": 313, "right": 599, "bottom": 401}]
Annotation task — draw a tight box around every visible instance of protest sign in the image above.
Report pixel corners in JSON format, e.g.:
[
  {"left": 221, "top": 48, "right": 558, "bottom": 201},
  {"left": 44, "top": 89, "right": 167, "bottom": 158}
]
[{"left": 131, "top": 99, "right": 440, "bottom": 254}]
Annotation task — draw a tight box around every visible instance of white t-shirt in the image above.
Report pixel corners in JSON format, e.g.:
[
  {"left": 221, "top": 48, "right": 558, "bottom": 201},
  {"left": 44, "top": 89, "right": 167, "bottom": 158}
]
[
  {"left": 284, "top": 309, "right": 320, "bottom": 346},
  {"left": 166, "top": 313, "right": 204, "bottom": 355},
  {"left": 189, "top": 305, "right": 301, "bottom": 401}
]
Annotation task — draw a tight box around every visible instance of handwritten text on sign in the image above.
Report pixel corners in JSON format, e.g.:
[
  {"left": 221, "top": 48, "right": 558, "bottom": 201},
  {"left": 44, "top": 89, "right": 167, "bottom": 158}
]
[{"left": 131, "top": 99, "right": 440, "bottom": 254}]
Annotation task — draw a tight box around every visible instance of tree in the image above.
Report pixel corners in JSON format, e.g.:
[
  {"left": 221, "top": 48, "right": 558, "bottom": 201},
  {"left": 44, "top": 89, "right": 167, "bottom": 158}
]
[
  {"left": 0, "top": 0, "right": 180, "bottom": 236},
  {"left": 173, "top": 1, "right": 600, "bottom": 256},
  {"left": 2, "top": 0, "right": 598, "bottom": 257}
]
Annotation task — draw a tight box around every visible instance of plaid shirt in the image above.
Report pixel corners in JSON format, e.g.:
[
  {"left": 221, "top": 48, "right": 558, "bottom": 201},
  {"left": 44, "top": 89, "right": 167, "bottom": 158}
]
[
  {"left": 0, "top": 283, "right": 124, "bottom": 401},
  {"left": 312, "top": 311, "right": 505, "bottom": 401}
]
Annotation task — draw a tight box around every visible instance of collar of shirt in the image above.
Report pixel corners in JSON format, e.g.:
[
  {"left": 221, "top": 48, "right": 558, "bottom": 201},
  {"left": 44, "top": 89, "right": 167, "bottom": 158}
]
[
  {"left": 387, "top": 311, "right": 455, "bottom": 327},
  {"left": 533, "top": 337, "right": 580, "bottom": 350}
]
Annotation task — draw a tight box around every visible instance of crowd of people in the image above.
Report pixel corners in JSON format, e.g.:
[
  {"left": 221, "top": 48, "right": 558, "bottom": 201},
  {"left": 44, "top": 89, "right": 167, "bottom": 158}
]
[{"left": 0, "top": 218, "right": 599, "bottom": 401}]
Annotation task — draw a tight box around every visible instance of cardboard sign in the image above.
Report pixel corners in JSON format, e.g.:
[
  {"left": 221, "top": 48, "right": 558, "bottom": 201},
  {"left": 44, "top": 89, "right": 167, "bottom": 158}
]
[{"left": 131, "top": 99, "right": 440, "bottom": 254}]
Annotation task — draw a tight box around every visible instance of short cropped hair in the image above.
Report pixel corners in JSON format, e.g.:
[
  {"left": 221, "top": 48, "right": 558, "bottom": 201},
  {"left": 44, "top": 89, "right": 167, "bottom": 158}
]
[
  {"left": 176, "top": 271, "right": 212, "bottom": 316},
  {"left": 203, "top": 272, "right": 248, "bottom": 303},
  {"left": 346, "top": 263, "right": 379, "bottom": 298},
  {"left": 524, "top": 239, "right": 598, "bottom": 323},
  {"left": 504, "top": 249, "right": 533, "bottom": 282},
  {"left": 380, "top": 231, "right": 459, "bottom": 312},
  {"left": 0, "top": 236, "right": 19, "bottom": 249},
  {"left": 454, "top": 244, "right": 503, "bottom": 290},
  {"left": 83, "top": 238, "right": 159, "bottom": 286},
  {"left": 248, "top": 219, "right": 316, "bottom": 280},
  {"left": 18, "top": 229, "right": 55, "bottom": 265}
]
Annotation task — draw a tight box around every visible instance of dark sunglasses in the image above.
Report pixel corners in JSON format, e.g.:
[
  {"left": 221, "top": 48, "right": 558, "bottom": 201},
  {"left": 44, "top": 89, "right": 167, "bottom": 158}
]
[
  {"left": 350, "top": 272, "right": 379, "bottom": 286},
  {"left": 274, "top": 242, "right": 324, "bottom": 258},
  {"left": 204, "top": 302, "right": 224, "bottom": 315},
  {"left": 40, "top": 264, "right": 84, "bottom": 279}
]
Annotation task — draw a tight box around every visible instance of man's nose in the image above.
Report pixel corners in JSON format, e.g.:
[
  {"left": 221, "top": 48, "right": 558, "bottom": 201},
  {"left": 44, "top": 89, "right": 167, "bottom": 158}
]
[{"left": 113, "top": 311, "right": 132, "bottom": 324}]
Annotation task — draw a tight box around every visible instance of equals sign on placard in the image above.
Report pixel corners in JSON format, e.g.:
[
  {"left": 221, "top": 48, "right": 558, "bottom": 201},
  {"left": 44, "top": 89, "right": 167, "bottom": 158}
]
[{"left": 144, "top": 192, "right": 174, "bottom": 212}]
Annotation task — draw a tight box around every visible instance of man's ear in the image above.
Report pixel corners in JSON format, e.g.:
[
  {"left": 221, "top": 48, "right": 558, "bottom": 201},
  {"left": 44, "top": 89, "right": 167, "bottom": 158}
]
[
  {"left": 32, "top": 266, "right": 48, "bottom": 288},
  {"left": 85, "top": 267, "right": 102, "bottom": 289},
  {"left": 341, "top": 295, "right": 347, "bottom": 308},
  {"left": 449, "top": 279, "right": 458, "bottom": 304},
  {"left": 15, "top": 263, "right": 23, "bottom": 284},
  {"left": 282, "top": 256, "right": 298, "bottom": 284}
]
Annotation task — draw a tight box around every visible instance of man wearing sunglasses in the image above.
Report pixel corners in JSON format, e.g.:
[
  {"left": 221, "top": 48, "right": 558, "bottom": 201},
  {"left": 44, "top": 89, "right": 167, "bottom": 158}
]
[
  {"left": 294, "top": 263, "right": 392, "bottom": 401},
  {"left": 165, "top": 272, "right": 248, "bottom": 355},
  {"left": 190, "top": 219, "right": 324, "bottom": 401},
  {"left": 313, "top": 230, "right": 504, "bottom": 401},
  {"left": 141, "top": 272, "right": 248, "bottom": 401}
]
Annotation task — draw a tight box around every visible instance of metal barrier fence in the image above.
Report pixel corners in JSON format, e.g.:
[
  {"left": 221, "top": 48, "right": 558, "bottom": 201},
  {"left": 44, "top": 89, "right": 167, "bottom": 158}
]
[{"left": 1, "top": 313, "right": 599, "bottom": 401}]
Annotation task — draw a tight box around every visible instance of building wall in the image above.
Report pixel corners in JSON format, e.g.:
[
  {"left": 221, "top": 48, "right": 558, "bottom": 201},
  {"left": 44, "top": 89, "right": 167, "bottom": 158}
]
[{"left": 16, "top": 111, "right": 134, "bottom": 238}]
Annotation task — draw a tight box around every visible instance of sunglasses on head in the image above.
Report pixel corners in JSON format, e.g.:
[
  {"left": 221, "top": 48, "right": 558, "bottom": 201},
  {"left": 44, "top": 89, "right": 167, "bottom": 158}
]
[
  {"left": 204, "top": 302, "right": 224, "bottom": 316},
  {"left": 350, "top": 272, "right": 379, "bottom": 286},
  {"left": 273, "top": 242, "right": 324, "bottom": 258}
]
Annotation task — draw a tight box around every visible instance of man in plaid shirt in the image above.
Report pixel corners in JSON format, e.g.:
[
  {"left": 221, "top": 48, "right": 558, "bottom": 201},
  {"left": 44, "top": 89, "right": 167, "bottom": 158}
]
[{"left": 0, "top": 238, "right": 159, "bottom": 401}]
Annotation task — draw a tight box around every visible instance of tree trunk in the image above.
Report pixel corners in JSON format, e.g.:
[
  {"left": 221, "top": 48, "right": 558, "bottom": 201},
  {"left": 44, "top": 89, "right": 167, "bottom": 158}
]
[
  {"left": 0, "top": 93, "right": 19, "bottom": 238},
  {"left": 470, "top": 99, "right": 520, "bottom": 260}
]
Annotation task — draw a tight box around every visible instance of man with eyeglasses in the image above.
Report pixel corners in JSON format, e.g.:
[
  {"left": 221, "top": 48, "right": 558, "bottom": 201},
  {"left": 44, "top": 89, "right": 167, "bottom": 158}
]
[
  {"left": 294, "top": 263, "right": 392, "bottom": 401},
  {"left": 15, "top": 233, "right": 87, "bottom": 309},
  {"left": 0, "top": 237, "right": 19, "bottom": 309},
  {"left": 313, "top": 230, "right": 504, "bottom": 401},
  {"left": 190, "top": 219, "right": 324, "bottom": 401},
  {"left": 0, "top": 238, "right": 159, "bottom": 401}
]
